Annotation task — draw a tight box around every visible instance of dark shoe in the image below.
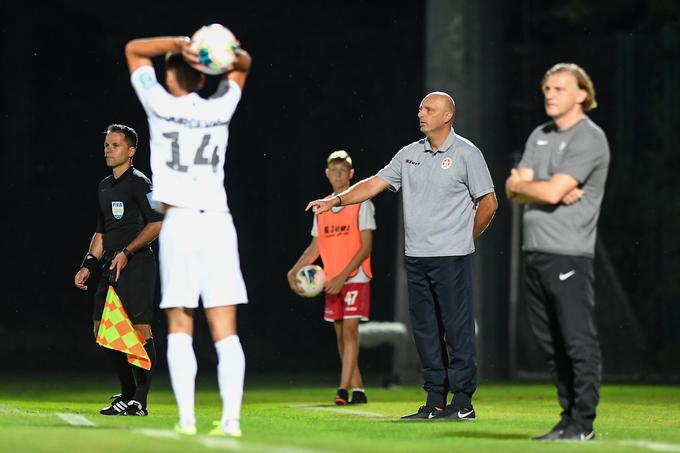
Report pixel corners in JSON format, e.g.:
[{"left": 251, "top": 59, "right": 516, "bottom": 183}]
[
  {"left": 334, "top": 389, "right": 349, "bottom": 405},
  {"left": 559, "top": 423, "right": 595, "bottom": 441},
  {"left": 428, "top": 404, "right": 476, "bottom": 420},
  {"left": 400, "top": 405, "right": 443, "bottom": 419},
  {"left": 532, "top": 419, "right": 569, "bottom": 441},
  {"left": 100, "top": 393, "right": 128, "bottom": 416},
  {"left": 120, "top": 400, "right": 148, "bottom": 416},
  {"left": 349, "top": 390, "right": 367, "bottom": 405}
]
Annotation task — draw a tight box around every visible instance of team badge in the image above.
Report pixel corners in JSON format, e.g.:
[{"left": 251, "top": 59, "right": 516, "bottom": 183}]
[
  {"left": 111, "top": 201, "right": 124, "bottom": 220},
  {"left": 441, "top": 157, "right": 453, "bottom": 170},
  {"left": 139, "top": 72, "right": 155, "bottom": 90}
]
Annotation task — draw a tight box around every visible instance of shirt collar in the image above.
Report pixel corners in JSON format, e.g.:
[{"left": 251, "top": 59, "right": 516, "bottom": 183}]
[
  {"left": 112, "top": 166, "right": 134, "bottom": 184},
  {"left": 423, "top": 128, "right": 456, "bottom": 154}
]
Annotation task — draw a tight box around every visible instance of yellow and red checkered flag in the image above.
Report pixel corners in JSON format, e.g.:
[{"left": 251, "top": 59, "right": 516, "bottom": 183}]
[{"left": 96, "top": 285, "right": 151, "bottom": 370}]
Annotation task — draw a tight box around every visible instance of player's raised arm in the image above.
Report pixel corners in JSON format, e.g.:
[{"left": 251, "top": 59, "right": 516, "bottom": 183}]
[
  {"left": 306, "top": 175, "right": 389, "bottom": 215},
  {"left": 125, "top": 36, "right": 192, "bottom": 74},
  {"left": 227, "top": 48, "right": 252, "bottom": 91}
]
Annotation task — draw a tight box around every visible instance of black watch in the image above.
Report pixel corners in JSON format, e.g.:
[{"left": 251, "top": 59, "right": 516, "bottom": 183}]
[{"left": 122, "top": 247, "right": 134, "bottom": 258}]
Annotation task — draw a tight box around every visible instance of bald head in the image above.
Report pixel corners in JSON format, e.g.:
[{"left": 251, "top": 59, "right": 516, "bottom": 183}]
[
  {"left": 418, "top": 92, "right": 456, "bottom": 137},
  {"left": 423, "top": 92, "right": 455, "bottom": 120}
]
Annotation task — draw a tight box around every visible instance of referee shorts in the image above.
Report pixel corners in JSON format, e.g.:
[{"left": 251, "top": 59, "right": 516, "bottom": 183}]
[
  {"left": 93, "top": 248, "right": 157, "bottom": 324},
  {"left": 159, "top": 208, "right": 248, "bottom": 309}
]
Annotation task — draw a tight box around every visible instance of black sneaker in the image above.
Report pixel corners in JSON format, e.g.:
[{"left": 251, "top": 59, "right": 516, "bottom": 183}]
[
  {"left": 334, "top": 389, "right": 349, "bottom": 405},
  {"left": 428, "top": 404, "right": 476, "bottom": 420},
  {"left": 559, "top": 424, "right": 595, "bottom": 441},
  {"left": 100, "top": 394, "right": 128, "bottom": 416},
  {"left": 400, "top": 405, "right": 443, "bottom": 419},
  {"left": 349, "top": 390, "right": 367, "bottom": 405},
  {"left": 120, "top": 400, "right": 148, "bottom": 416},
  {"left": 532, "top": 419, "right": 569, "bottom": 441}
]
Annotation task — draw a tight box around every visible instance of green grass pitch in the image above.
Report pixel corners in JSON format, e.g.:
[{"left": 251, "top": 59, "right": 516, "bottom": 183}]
[{"left": 1, "top": 374, "right": 679, "bottom": 452}]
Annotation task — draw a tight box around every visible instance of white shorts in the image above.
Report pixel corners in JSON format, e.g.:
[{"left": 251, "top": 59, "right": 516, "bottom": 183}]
[{"left": 159, "top": 208, "right": 248, "bottom": 309}]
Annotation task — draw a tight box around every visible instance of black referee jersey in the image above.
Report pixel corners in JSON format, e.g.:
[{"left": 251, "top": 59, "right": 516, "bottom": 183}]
[{"left": 96, "top": 166, "right": 163, "bottom": 253}]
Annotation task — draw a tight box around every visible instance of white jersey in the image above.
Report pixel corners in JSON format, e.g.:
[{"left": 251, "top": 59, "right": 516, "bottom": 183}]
[{"left": 131, "top": 65, "right": 242, "bottom": 211}]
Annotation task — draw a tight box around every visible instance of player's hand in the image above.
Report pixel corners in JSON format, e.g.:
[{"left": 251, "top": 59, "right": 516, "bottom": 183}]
[
  {"left": 562, "top": 187, "right": 585, "bottom": 205},
  {"left": 324, "top": 274, "right": 346, "bottom": 295},
  {"left": 109, "top": 252, "right": 129, "bottom": 283},
  {"left": 286, "top": 270, "right": 306, "bottom": 296},
  {"left": 305, "top": 197, "right": 338, "bottom": 215},
  {"left": 179, "top": 36, "right": 202, "bottom": 70},
  {"left": 74, "top": 268, "right": 90, "bottom": 291},
  {"left": 231, "top": 48, "right": 252, "bottom": 73}
]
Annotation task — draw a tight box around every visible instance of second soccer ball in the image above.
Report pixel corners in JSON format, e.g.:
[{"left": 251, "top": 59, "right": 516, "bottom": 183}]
[{"left": 296, "top": 265, "right": 326, "bottom": 298}]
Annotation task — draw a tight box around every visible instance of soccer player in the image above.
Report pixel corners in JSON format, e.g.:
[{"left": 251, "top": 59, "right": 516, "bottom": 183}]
[
  {"left": 125, "top": 34, "right": 251, "bottom": 437},
  {"left": 306, "top": 92, "right": 497, "bottom": 420},
  {"left": 506, "top": 63, "right": 609, "bottom": 441},
  {"left": 74, "top": 124, "right": 162, "bottom": 416},
  {"left": 287, "top": 150, "right": 375, "bottom": 405}
]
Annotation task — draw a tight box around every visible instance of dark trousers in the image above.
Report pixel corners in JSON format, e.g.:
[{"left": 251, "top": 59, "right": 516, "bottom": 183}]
[
  {"left": 524, "top": 252, "right": 602, "bottom": 431},
  {"left": 405, "top": 255, "right": 477, "bottom": 408}
]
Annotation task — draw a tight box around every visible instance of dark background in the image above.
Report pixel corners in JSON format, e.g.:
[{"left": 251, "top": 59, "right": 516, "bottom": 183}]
[{"left": 1, "top": 0, "right": 678, "bottom": 381}]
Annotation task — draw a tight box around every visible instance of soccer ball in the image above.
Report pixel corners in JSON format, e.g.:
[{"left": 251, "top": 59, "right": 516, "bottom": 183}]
[
  {"left": 296, "top": 265, "right": 326, "bottom": 298},
  {"left": 190, "top": 24, "right": 238, "bottom": 75}
]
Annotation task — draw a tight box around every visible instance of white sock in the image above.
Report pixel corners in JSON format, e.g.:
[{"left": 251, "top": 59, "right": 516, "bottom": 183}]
[
  {"left": 352, "top": 388, "right": 365, "bottom": 393},
  {"left": 215, "top": 335, "right": 245, "bottom": 431},
  {"left": 167, "top": 332, "right": 197, "bottom": 427}
]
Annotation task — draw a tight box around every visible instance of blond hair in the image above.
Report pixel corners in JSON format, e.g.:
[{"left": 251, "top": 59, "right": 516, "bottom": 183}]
[
  {"left": 327, "top": 149, "right": 353, "bottom": 168},
  {"left": 542, "top": 63, "right": 598, "bottom": 111}
]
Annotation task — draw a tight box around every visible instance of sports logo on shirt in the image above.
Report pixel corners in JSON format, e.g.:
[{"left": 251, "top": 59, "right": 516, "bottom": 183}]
[
  {"left": 139, "top": 72, "right": 155, "bottom": 90},
  {"left": 441, "top": 157, "right": 453, "bottom": 170},
  {"left": 111, "top": 201, "right": 124, "bottom": 220}
]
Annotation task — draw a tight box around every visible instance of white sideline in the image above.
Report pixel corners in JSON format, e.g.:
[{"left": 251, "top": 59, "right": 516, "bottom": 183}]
[
  {"left": 619, "top": 441, "right": 680, "bottom": 452},
  {"left": 55, "top": 413, "right": 96, "bottom": 427},
  {"left": 288, "top": 404, "right": 384, "bottom": 418}
]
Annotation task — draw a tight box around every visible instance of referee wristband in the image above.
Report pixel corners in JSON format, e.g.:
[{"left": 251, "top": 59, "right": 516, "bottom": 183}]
[
  {"left": 336, "top": 195, "right": 343, "bottom": 207},
  {"left": 80, "top": 253, "right": 99, "bottom": 273},
  {"left": 122, "top": 247, "right": 134, "bottom": 258}
]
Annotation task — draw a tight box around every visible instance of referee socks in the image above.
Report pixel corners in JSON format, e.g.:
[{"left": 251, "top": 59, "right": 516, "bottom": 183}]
[
  {"left": 104, "top": 347, "right": 135, "bottom": 401},
  {"left": 131, "top": 337, "right": 156, "bottom": 408}
]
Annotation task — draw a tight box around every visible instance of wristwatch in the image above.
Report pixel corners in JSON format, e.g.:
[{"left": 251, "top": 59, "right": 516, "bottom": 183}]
[{"left": 122, "top": 247, "right": 134, "bottom": 258}]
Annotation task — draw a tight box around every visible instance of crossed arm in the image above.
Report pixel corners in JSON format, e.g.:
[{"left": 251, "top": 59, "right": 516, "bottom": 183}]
[{"left": 505, "top": 168, "right": 584, "bottom": 205}]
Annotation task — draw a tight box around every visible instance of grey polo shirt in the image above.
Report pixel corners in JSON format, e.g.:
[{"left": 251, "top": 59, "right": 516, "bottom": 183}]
[
  {"left": 377, "top": 128, "right": 495, "bottom": 257},
  {"left": 518, "top": 116, "right": 610, "bottom": 257}
]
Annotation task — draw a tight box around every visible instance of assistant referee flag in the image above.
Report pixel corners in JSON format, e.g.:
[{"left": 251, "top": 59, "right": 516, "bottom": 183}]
[{"left": 95, "top": 285, "right": 151, "bottom": 370}]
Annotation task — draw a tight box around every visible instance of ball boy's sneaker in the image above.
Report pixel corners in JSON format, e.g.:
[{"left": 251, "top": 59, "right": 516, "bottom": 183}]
[
  {"left": 120, "top": 400, "right": 148, "bottom": 416},
  {"left": 100, "top": 394, "right": 128, "bottom": 416},
  {"left": 334, "top": 388, "right": 349, "bottom": 405},
  {"left": 400, "top": 405, "right": 443, "bottom": 420},
  {"left": 349, "top": 390, "right": 368, "bottom": 405},
  {"left": 428, "top": 404, "right": 476, "bottom": 420}
]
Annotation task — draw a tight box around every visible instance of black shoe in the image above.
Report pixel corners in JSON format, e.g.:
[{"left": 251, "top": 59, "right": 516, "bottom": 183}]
[
  {"left": 400, "top": 405, "right": 443, "bottom": 419},
  {"left": 349, "top": 390, "right": 367, "bottom": 405},
  {"left": 559, "top": 423, "right": 595, "bottom": 441},
  {"left": 120, "top": 400, "right": 148, "bottom": 416},
  {"left": 334, "top": 389, "right": 349, "bottom": 405},
  {"left": 532, "top": 419, "right": 569, "bottom": 441},
  {"left": 428, "top": 404, "right": 476, "bottom": 420},
  {"left": 100, "top": 393, "right": 128, "bottom": 416}
]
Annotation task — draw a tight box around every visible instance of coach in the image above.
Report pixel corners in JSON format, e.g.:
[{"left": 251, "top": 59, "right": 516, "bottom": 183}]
[
  {"left": 307, "top": 91, "right": 497, "bottom": 420},
  {"left": 506, "top": 63, "right": 610, "bottom": 441}
]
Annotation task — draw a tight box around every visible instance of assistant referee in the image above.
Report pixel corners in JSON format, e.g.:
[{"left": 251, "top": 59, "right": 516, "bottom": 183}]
[{"left": 74, "top": 124, "right": 163, "bottom": 417}]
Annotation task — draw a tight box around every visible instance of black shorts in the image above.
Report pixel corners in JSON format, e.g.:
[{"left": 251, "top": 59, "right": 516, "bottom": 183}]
[{"left": 93, "top": 248, "right": 157, "bottom": 324}]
